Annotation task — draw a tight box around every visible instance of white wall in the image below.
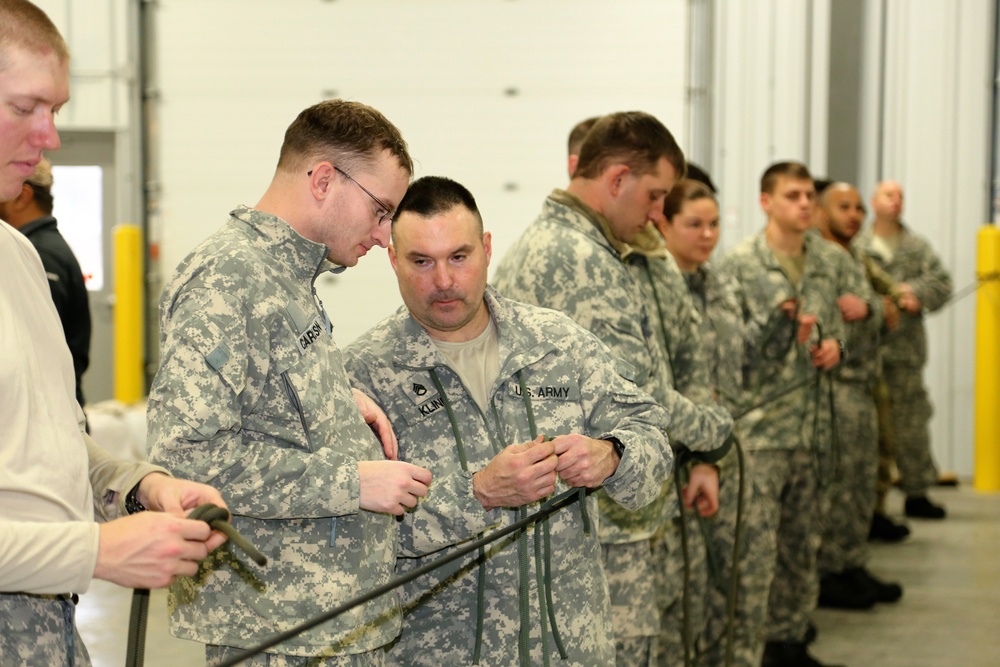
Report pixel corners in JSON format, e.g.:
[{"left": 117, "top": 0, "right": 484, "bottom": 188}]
[{"left": 154, "top": 0, "right": 689, "bottom": 345}]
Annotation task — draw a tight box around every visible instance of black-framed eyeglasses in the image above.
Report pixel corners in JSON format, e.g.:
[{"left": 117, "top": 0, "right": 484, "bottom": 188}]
[{"left": 307, "top": 165, "right": 395, "bottom": 225}]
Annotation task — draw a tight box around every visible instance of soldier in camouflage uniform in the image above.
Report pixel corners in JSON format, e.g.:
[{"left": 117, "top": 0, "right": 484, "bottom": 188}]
[
  {"left": 813, "top": 182, "right": 903, "bottom": 609},
  {"left": 626, "top": 224, "right": 727, "bottom": 665},
  {"left": 656, "top": 179, "right": 772, "bottom": 667},
  {"left": 717, "top": 162, "right": 867, "bottom": 667},
  {"left": 1, "top": 4, "right": 228, "bottom": 665},
  {"left": 494, "top": 112, "right": 733, "bottom": 667},
  {"left": 855, "top": 179, "right": 953, "bottom": 520},
  {"left": 147, "top": 101, "right": 434, "bottom": 666},
  {"left": 344, "top": 176, "right": 672, "bottom": 667}
]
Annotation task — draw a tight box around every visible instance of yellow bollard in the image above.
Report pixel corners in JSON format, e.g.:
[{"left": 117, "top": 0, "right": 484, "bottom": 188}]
[
  {"left": 113, "top": 225, "right": 144, "bottom": 404},
  {"left": 975, "top": 224, "right": 1000, "bottom": 492}
]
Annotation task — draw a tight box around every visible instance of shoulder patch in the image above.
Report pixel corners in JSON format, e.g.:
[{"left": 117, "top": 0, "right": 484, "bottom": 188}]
[
  {"left": 205, "top": 343, "right": 231, "bottom": 372},
  {"left": 615, "top": 358, "right": 637, "bottom": 382}
]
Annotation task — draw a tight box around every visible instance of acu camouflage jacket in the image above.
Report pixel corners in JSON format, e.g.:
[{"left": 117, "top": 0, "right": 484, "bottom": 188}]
[
  {"left": 717, "top": 230, "right": 865, "bottom": 452},
  {"left": 344, "top": 288, "right": 671, "bottom": 667},
  {"left": 147, "top": 206, "right": 398, "bottom": 655},
  {"left": 854, "top": 224, "right": 952, "bottom": 368}
]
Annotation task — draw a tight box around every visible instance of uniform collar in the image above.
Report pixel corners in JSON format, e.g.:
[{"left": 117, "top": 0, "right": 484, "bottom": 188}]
[{"left": 230, "top": 205, "right": 344, "bottom": 282}]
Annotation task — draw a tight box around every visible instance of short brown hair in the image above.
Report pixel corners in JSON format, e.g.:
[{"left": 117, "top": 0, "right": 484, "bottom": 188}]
[
  {"left": 760, "top": 161, "right": 812, "bottom": 194},
  {"left": 574, "top": 112, "right": 686, "bottom": 180},
  {"left": 276, "top": 99, "right": 412, "bottom": 177},
  {"left": 663, "top": 179, "right": 716, "bottom": 222},
  {"left": 0, "top": 0, "right": 69, "bottom": 72},
  {"left": 567, "top": 116, "right": 601, "bottom": 157}
]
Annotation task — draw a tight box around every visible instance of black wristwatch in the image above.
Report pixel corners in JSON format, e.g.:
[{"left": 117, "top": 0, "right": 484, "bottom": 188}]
[
  {"left": 836, "top": 339, "right": 847, "bottom": 361},
  {"left": 124, "top": 483, "right": 146, "bottom": 515},
  {"left": 608, "top": 437, "right": 626, "bottom": 460}
]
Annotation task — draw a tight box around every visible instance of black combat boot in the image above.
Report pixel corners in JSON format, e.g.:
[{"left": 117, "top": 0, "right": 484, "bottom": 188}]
[
  {"left": 869, "top": 511, "right": 910, "bottom": 541},
  {"left": 761, "top": 640, "right": 844, "bottom": 667},
  {"left": 847, "top": 566, "right": 903, "bottom": 603},
  {"left": 904, "top": 495, "right": 946, "bottom": 519},
  {"left": 818, "top": 571, "right": 876, "bottom": 609}
]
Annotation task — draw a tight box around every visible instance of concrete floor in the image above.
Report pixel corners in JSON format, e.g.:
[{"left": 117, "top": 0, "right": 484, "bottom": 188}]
[{"left": 75, "top": 485, "right": 1000, "bottom": 667}]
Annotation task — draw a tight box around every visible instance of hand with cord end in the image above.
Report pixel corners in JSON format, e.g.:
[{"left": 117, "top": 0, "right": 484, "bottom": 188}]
[
  {"left": 358, "top": 460, "right": 432, "bottom": 515},
  {"left": 472, "top": 435, "right": 558, "bottom": 510},
  {"left": 93, "top": 473, "right": 230, "bottom": 590}
]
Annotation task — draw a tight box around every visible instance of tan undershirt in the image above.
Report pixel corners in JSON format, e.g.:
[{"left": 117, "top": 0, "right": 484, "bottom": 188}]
[
  {"left": 431, "top": 318, "right": 500, "bottom": 413},
  {"left": 871, "top": 233, "right": 899, "bottom": 264},
  {"left": 772, "top": 247, "right": 807, "bottom": 288}
]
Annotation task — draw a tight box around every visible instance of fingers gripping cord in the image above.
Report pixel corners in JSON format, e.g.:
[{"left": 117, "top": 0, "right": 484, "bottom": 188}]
[{"left": 125, "top": 503, "right": 266, "bottom": 667}]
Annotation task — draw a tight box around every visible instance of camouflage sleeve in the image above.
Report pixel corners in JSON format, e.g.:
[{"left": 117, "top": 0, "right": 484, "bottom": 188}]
[
  {"left": 576, "top": 330, "right": 674, "bottom": 511},
  {"left": 908, "top": 240, "right": 952, "bottom": 313},
  {"left": 658, "top": 388, "right": 733, "bottom": 459},
  {"left": 147, "top": 288, "right": 362, "bottom": 519}
]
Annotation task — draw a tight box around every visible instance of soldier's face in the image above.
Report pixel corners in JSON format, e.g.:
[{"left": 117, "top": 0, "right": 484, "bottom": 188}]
[
  {"left": 872, "top": 181, "right": 903, "bottom": 220},
  {"left": 606, "top": 157, "right": 677, "bottom": 243},
  {"left": 762, "top": 176, "right": 815, "bottom": 233},
  {"left": 661, "top": 196, "right": 720, "bottom": 271},
  {"left": 0, "top": 46, "right": 68, "bottom": 202},
  {"left": 317, "top": 150, "right": 409, "bottom": 266},
  {"left": 823, "top": 186, "right": 865, "bottom": 242},
  {"left": 389, "top": 204, "right": 492, "bottom": 342}
]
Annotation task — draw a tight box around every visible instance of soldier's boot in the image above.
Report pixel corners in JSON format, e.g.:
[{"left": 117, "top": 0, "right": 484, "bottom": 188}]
[
  {"left": 846, "top": 566, "right": 903, "bottom": 604},
  {"left": 904, "top": 494, "right": 946, "bottom": 519},
  {"left": 817, "top": 571, "right": 876, "bottom": 610},
  {"left": 761, "top": 640, "right": 844, "bottom": 667},
  {"left": 869, "top": 512, "right": 910, "bottom": 542}
]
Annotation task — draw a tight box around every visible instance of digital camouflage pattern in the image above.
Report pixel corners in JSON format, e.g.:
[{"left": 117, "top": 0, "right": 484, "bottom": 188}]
[
  {"left": 206, "top": 644, "right": 385, "bottom": 667},
  {"left": 819, "top": 243, "right": 884, "bottom": 575},
  {"left": 493, "top": 190, "right": 732, "bottom": 542},
  {"left": 716, "top": 231, "right": 863, "bottom": 454},
  {"left": 717, "top": 230, "right": 866, "bottom": 644},
  {"left": 683, "top": 264, "right": 772, "bottom": 667},
  {"left": 854, "top": 224, "right": 952, "bottom": 369},
  {"left": 625, "top": 230, "right": 719, "bottom": 665},
  {"left": 854, "top": 224, "right": 952, "bottom": 496},
  {"left": 0, "top": 595, "right": 90, "bottom": 666},
  {"left": 147, "top": 207, "right": 399, "bottom": 656},
  {"left": 493, "top": 191, "right": 732, "bottom": 651},
  {"left": 344, "top": 288, "right": 672, "bottom": 667}
]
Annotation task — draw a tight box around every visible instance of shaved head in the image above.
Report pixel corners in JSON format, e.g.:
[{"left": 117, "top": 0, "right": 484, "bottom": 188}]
[
  {"left": 872, "top": 179, "right": 904, "bottom": 222},
  {"left": 819, "top": 182, "right": 865, "bottom": 245}
]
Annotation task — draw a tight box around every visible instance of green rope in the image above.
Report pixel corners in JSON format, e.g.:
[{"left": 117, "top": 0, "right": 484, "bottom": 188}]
[
  {"left": 542, "top": 515, "right": 568, "bottom": 659},
  {"left": 533, "top": 519, "right": 551, "bottom": 667},
  {"left": 428, "top": 368, "right": 486, "bottom": 663}
]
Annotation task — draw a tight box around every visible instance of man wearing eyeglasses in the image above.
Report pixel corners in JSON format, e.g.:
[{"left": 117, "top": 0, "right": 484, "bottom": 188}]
[{"left": 147, "top": 99, "right": 433, "bottom": 666}]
